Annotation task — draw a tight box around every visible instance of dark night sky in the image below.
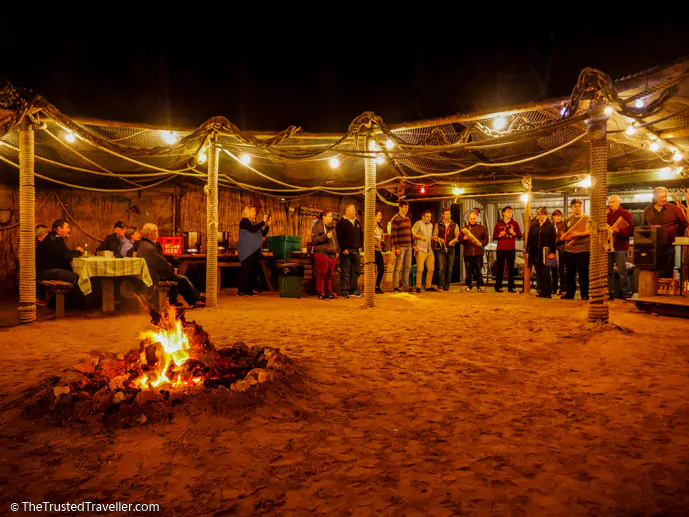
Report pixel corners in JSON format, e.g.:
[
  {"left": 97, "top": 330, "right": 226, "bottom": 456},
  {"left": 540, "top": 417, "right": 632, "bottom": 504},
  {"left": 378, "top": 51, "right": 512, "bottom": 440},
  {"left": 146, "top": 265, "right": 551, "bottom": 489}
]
[{"left": 3, "top": 22, "right": 689, "bottom": 133}]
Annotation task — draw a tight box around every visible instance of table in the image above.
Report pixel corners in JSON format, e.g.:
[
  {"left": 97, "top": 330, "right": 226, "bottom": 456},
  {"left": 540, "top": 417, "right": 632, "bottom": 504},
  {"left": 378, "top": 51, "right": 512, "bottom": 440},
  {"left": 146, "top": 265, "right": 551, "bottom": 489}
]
[
  {"left": 165, "top": 253, "right": 275, "bottom": 291},
  {"left": 71, "top": 256, "right": 153, "bottom": 312}
]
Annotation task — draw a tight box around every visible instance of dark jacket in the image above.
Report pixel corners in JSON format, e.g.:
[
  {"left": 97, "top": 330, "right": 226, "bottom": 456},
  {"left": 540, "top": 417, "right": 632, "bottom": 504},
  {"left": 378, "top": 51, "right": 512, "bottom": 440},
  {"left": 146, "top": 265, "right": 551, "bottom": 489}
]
[
  {"left": 607, "top": 206, "right": 634, "bottom": 251},
  {"left": 461, "top": 223, "right": 489, "bottom": 256},
  {"left": 312, "top": 220, "right": 339, "bottom": 257},
  {"left": 95, "top": 233, "right": 123, "bottom": 258},
  {"left": 554, "top": 221, "right": 567, "bottom": 250},
  {"left": 493, "top": 219, "right": 522, "bottom": 251},
  {"left": 137, "top": 237, "right": 174, "bottom": 283},
  {"left": 642, "top": 202, "right": 688, "bottom": 248},
  {"left": 335, "top": 217, "right": 363, "bottom": 250},
  {"left": 37, "top": 231, "right": 82, "bottom": 273},
  {"left": 527, "top": 220, "right": 557, "bottom": 259}
]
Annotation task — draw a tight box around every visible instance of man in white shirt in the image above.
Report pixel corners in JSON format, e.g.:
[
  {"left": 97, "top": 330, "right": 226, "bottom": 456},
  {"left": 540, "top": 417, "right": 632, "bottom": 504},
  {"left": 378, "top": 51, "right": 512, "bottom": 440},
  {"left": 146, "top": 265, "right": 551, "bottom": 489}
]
[{"left": 412, "top": 210, "right": 437, "bottom": 293}]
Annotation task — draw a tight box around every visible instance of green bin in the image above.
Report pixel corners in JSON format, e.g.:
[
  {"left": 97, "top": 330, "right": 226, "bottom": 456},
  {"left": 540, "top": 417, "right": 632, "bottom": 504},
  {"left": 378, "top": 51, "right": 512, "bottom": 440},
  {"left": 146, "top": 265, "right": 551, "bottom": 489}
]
[
  {"left": 277, "top": 264, "right": 305, "bottom": 298},
  {"left": 266, "top": 236, "right": 302, "bottom": 259}
]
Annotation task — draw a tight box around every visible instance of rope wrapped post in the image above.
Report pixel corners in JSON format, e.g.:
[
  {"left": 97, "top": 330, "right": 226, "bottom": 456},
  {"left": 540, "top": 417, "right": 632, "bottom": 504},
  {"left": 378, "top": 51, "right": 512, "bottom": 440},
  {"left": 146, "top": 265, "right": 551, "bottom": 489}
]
[
  {"left": 587, "top": 113, "right": 609, "bottom": 323},
  {"left": 18, "top": 117, "right": 36, "bottom": 323},
  {"left": 521, "top": 176, "right": 532, "bottom": 294},
  {"left": 205, "top": 135, "right": 219, "bottom": 307},
  {"left": 363, "top": 138, "right": 377, "bottom": 307}
]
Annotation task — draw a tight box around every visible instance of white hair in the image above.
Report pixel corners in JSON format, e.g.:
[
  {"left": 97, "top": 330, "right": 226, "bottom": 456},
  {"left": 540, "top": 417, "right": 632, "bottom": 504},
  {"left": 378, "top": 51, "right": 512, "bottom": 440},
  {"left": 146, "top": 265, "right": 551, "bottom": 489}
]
[
  {"left": 653, "top": 186, "right": 669, "bottom": 196},
  {"left": 141, "top": 223, "right": 158, "bottom": 239}
]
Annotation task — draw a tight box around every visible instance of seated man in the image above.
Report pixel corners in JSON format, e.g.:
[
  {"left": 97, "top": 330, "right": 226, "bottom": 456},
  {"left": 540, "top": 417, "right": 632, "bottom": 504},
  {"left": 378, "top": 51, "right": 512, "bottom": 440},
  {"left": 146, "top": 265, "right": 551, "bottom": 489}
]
[
  {"left": 137, "top": 223, "right": 205, "bottom": 308},
  {"left": 96, "top": 221, "right": 126, "bottom": 257},
  {"left": 37, "top": 219, "right": 87, "bottom": 308}
]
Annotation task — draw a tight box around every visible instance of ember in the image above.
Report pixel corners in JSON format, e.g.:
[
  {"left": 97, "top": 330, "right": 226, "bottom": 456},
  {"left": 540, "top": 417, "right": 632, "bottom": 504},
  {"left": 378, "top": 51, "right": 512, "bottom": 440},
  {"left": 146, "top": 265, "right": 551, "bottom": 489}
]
[{"left": 21, "top": 302, "right": 291, "bottom": 427}]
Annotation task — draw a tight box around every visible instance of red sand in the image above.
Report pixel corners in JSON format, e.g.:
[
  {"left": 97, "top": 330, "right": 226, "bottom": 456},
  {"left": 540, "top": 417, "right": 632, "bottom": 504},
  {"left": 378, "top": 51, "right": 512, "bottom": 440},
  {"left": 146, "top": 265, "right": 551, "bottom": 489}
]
[{"left": 1, "top": 291, "right": 689, "bottom": 516}]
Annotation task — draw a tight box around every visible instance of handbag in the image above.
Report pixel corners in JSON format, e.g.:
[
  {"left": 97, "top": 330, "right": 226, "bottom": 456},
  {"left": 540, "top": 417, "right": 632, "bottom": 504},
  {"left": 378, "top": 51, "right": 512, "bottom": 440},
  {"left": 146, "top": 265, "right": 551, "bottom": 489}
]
[{"left": 543, "top": 247, "right": 558, "bottom": 268}]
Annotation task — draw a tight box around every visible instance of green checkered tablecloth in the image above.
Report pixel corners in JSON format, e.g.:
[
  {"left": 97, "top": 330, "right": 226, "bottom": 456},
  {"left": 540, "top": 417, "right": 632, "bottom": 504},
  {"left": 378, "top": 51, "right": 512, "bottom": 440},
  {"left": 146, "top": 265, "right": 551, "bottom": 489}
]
[{"left": 71, "top": 257, "right": 153, "bottom": 295}]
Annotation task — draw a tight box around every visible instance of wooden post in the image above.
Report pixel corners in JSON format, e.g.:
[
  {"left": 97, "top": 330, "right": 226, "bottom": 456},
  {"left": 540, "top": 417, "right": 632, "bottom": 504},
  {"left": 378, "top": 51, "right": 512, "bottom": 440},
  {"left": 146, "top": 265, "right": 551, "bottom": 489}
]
[
  {"left": 101, "top": 278, "right": 115, "bottom": 312},
  {"left": 205, "top": 135, "right": 219, "bottom": 307},
  {"left": 638, "top": 269, "right": 659, "bottom": 298},
  {"left": 364, "top": 137, "right": 377, "bottom": 307},
  {"left": 18, "top": 117, "right": 36, "bottom": 323}
]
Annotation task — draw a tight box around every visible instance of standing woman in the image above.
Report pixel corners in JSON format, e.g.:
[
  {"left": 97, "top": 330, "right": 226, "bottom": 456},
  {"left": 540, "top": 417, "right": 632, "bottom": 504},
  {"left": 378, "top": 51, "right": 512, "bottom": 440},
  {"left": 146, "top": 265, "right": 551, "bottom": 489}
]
[
  {"left": 527, "top": 207, "right": 557, "bottom": 298},
  {"left": 312, "top": 211, "right": 339, "bottom": 300},
  {"left": 492, "top": 206, "right": 522, "bottom": 293},
  {"left": 237, "top": 205, "right": 270, "bottom": 296},
  {"left": 375, "top": 210, "right": 385, "bottom": 294},
  {"left": 550, "top": 209, "right": 567, "bottom": 295}
]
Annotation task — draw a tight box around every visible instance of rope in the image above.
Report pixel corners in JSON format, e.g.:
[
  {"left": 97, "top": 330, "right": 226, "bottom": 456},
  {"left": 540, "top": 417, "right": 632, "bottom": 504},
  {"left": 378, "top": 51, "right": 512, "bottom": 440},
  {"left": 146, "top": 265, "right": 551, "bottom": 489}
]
[
  {"left": 363, "top": 139, "right": 376, "bottom": 308},
  {"left": 205, "top": 138, "right": 219, "bottom": 308},
  {"left": 587, "top": 119, "right": 610, "bottom": 323},
  {"left": 18, "top": 120, "right": 35, "bottom": 323}
]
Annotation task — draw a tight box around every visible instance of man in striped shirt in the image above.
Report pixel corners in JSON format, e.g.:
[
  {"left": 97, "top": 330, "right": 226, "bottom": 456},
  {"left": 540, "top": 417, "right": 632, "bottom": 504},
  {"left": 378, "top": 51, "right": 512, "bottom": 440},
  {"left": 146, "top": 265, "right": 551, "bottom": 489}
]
[{"left": 391, "top": 200, "right": 413, "bottom": 292}]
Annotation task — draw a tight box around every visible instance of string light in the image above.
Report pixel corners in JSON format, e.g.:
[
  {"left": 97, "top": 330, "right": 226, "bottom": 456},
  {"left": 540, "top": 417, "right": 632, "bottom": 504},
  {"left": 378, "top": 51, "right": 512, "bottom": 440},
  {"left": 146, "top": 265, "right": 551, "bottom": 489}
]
[
  {"left": 493, "top": 116, "right": 507, "bottom": 131},
  {"left": 329, "top": 157, "right": 340, "bottom": 169},
  {"left": 240, "top": 154, "right": 251, "bottom": 165},
  {"left": 675, "top": 166, "right": 684, "bottom": 176},
  {"left": 376, "top": 155, "right": 385, "bottom": 165},
  {"left": 559, "top": 106, "right": 568, "bottom": 117},
  {"left": 64, "top": 132, "right": 76, "bottom": 143},
  {"left": 625, "top": 125, "right": 637, "bottom": 136},
  {"left": 452, "top": 187, "right": 464, "bottom": 196},
  {"left": 369, "top": 140, "right": 379, "bottom": 151},
  {"left": 162, "top": 131, "right": 178, "bottom": 144},
  {"left": 385, "top": 139, "right": 394, "bottom": 150},
  {"left": 658, "top": 167, "right": 672, "bottom": 179},
  {"left": 672, "top": 150, "right": 684, "bottom": 162},
  {"left": 420, "top": 186, "right": 426, "bottom": 194},
  {"left": 635, "top": 99, "right": 645, "bottom": 109},
  {"left": 198, "top": 150, "right": 207, "bottom": 164},
  {"left": 520, "top": 194, "right": 530, "bottom": 203},
  {"left": 579, "top": 176, "right": 592, "bottom": 188},
  {"left": 604, "top": 106, "right": 614, "bottom": 116},
  {"left": 649, "top": 141, "right": 661, "bottom": 152}
]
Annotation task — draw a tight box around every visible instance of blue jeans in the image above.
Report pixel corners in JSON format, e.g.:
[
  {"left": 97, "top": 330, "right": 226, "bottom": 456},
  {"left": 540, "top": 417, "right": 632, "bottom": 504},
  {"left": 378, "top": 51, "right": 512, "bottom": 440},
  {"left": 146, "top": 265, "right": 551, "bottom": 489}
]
[
  {"left": 339, "top": 249, "right": 361, "bottom": 294},
  {"left": 435, "top": 247, "right": 456, "bottom": 288},
  {"left": 608, "top": 250, "right": 630, "bottom": 297},
  {"left": 393, "top": 247, "right": 413, "bottom": 289}
]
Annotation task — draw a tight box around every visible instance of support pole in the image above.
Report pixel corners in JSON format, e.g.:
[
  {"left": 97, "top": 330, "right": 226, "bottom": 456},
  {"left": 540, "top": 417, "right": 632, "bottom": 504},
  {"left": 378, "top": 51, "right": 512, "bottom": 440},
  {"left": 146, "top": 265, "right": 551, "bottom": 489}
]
[
  {"left": 587, "top": 114, "right": 610, "bottom": 323},
  {"left": 363, "top": 138, "right": 377, "bottom": 307},
  {"left": 18, "top": 117, "right": 36, "bottom": 323},
  {"left": 522, "top": 177, "right": 532, "bottom": 294},
  {"left": 205, "top": 135, "right": 219, "bottom": 307}
]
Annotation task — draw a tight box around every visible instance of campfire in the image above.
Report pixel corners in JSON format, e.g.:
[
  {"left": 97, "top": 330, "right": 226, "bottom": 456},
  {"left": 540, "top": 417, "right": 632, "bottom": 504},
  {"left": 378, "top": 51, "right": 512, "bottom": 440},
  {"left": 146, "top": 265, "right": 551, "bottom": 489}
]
[{"left": 22, "top": 302, "right": 290, "bottom": 427}]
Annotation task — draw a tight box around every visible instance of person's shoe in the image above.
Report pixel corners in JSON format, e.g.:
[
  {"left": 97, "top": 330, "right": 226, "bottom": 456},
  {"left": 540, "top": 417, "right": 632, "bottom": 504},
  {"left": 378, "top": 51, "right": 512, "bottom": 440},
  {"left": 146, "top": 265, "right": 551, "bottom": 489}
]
[
  {"left": 477, "top": 287, "right": 487, "bottom": 293},
  {"left": 340, "top": 292, "right": 350, "bottom": 299},
  {"left": 375, "top": 287, "right": 384, "bottom": 294},
  {"left": 426, "top": 286, "right": 438, "bottom": 292},
  {"left": 408, "top": 288, "right": 414, "bottom": 293},
  {"left": 351, "top": 291, "right": 364, "bottom": 298},
  {"left": 508, "top": 288, "right": 517, "bottom": 293},
  {"left": 327, "top": 293, "right": 337, "bottom": 299},
  {"left": 415, "top": 287, "right": 421, "bottom": 293},
  {"left": 392, "top": 287, "right": 399, "bottom": 293},
  {"left": 192, "top": 300, "right": 206, "bottom": 308},
  {"left": 494, "top": 288, "right": 504, "bottom": 293},
  {"left": 557, "top": 290, "right": 567, "bottom": 296},
  {"left": 464, "top": 286, "right": 472, "bottom": 292},
  {"left": 608, "top": 294, "right": 615, "bottom": 301},
  {"left": 537, "top": 293, "right": 551, "bottom": 298},
  {"left": 317, "top": 294, "right": 328, "bottom": 300}
]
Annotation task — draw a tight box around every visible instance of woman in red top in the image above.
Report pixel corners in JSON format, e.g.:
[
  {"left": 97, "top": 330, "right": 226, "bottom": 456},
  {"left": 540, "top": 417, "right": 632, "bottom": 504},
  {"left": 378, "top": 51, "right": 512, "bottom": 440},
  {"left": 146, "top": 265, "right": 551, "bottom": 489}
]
[{"left": 492, "top": 206, "right": 522, "bottom": 292}]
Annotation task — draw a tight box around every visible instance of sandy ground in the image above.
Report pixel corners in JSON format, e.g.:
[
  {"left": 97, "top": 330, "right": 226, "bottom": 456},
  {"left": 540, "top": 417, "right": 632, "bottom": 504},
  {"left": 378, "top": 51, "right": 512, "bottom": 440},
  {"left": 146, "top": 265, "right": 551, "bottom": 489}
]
[{"left": 1, "top": 289, "right": 689, "bottom": 516}]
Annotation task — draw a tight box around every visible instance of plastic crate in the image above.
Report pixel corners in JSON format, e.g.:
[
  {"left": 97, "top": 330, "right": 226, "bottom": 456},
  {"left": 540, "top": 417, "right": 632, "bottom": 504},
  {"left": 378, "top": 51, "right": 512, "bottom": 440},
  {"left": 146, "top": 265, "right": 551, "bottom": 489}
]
[
  {"left": 158, "top": 236, "right": 182, "bottom": 255},
  {"left": 265, "top": 235, "right": 302, "bottom": 259}
]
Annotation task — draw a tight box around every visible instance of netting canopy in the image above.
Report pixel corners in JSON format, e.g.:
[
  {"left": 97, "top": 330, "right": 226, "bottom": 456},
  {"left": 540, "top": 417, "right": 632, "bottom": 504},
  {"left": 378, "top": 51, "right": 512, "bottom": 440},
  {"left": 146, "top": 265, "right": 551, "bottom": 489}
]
[{"left": 1, "top": 59, "right": 688, "bottom": 201}]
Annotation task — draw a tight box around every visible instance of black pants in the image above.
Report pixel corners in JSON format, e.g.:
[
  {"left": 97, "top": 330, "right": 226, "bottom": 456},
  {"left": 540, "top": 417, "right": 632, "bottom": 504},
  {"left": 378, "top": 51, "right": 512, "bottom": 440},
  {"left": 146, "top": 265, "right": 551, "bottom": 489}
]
[
  {"left": 551, "top": 248, "right": 566, "bottom": 292},
  {"left": 340, "top": 249, "right": 361, "bottom": 294},
  {"left": 167, "top": 274, "right": 201, "bottom": 305},
  {"left": 658, "top": 247, "right": 676, "bottom": 279},
  {"left": 532, "top": 253, "right": 552, "bottom": 297},
  {"left": 464, "top": 255, "right": 483, "bottom": 288},
  {"left": 564, "top": 251, "right": 590, "bottom": 298},
  {"left": 495, "top": 250, "right": 516, "bottom": 290},
  {"left": 38, "top": 268, "right": 87, "bottom": 308},
  {"left": 238, "top": 249, "right": 261, "bottom": 294},
  {"left": 375, "top": 250, "right": 384, "bottom": 288}
]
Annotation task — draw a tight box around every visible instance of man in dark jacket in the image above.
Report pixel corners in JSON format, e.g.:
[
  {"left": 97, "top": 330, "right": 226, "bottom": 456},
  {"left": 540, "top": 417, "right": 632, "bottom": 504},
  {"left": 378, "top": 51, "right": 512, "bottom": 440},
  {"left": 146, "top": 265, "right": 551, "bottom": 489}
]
[
  {"left": 642, "top": 186, "right": 688, "bottom": 278},
  {"left": 528, "top": 207, "right": 557, "bottom": 298},
  {"left": 96, "top": 221, "right": 125, "bottom": 258},
  {"left": 138, "top": 223, "right": 205, "bottom": 308},
  {"left": 37, "top": 219, "right": 87, "bottom": 307},
  {"left": 607, "top": 195, "right": 634, "bottom": 298},
  {"left": 460, "top": 211, "right": 489, "bottom": 292},
  {"left": 335, "top": 204, "right": 364, "bottom": 298}
]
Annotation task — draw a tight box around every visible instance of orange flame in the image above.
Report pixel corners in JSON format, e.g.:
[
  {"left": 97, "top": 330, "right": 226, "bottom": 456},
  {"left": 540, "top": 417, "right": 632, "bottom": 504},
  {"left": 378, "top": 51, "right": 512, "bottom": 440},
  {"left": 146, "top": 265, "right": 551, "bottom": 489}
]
[{"left": 137, "top": 316, "right": 191, "bottom": 390}]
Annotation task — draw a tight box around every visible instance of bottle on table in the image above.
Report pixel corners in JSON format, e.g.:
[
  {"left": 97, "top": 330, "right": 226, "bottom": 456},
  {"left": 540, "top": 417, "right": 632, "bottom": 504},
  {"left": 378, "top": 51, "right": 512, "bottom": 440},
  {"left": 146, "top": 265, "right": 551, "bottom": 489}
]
[{"left": 84, "top": 242, "right": 89, "bottom": 257}]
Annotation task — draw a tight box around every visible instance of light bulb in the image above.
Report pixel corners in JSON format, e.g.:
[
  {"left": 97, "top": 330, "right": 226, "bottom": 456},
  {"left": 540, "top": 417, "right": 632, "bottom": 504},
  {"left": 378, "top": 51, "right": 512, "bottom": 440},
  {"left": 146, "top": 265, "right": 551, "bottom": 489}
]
[
  {"left": 240, "top": 154, "right": 251, "bottom": 165},
  {"left": 625, "top": 125, "right": 637, "bottom": 136},
  {"left": 559, "top": 106, "right": 568, "bottom": 117},
  {"left": 385, "top": 139, "right": 394, "bottom": 150},
  {"left": 329, "top": 157, "right": 340, "bottom": 169},
  {"left": 675, "top": 167, "right": 684, "bottom": 176},
  {"left": 198, "top": 150, "right": 207, "bottom": 164},
  {"left": 672, "top": 151, "right": 684, "bottom": 162},
  {"left": 650, "top": 142, "right": 661, "bottom": 152},
  {"left": 368, "top": 140, "right": 379, "bottom": 151},
  {"left": 604, "top": 106, "right": 614, "bottom": 116},
  {"left": 635, "top": 99, "right": 644, "bottom": 109},
  {"left": 64, "top": 132, "right": 76, "bottom": 143},
  {"left": 162, "top": 131, "right": 178, "bottom": 144},
  {"left": 452, "top": 187, "right": 464, "bottom": 196},
  {"left": 376, "top": 155, "right": 385, "bottom": 165},
  {"left": 493, "top": 116, "right": 507, "bottom": 131},
  {"left": 420, "top": 186, "right": 426, "bottom": 194},
  {"left": 658, "top": 167, "right": 672, "bottom": 179},
  {"left": 520, "top": 194, "right": 530, "bottom": 203},
  {"left": 579, "top": 176, "right": 592, "bottom": 188}
]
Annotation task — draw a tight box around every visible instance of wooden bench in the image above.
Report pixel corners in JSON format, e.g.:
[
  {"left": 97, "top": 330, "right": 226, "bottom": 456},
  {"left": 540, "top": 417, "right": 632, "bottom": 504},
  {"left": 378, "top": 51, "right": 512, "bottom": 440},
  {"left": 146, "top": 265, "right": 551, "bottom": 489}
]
[{"left": 39, "top": 280, "right": 74, "bottom": 318}]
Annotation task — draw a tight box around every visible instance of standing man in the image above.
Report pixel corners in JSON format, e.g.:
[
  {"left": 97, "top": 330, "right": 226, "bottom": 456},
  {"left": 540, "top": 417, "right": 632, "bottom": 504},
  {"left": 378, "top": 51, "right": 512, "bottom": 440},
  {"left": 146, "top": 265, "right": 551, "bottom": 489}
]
[
  {"left": 335, "top": 204, "right": 364, "bottom": 298},
  {"left": 527, "top": 207, "right": 557, "bottom": 298},
  {"left": 433, "top": 207, "right": 459, "bottom": 291},
  {"left": 412, "top": 210, "right": 437, "bottom": 293},
  {"left": 96, "top": 221, "right": 126, "bottom": 258},
  {"left": 551, "top": 210, "right": 567, "bottom": 296},
  {"left": 492, "top": 205, "right": 522, "bottom": 293},
  {"left": 607, "top": 194, "right": 634, "bottom": 299},
  {"left": 561, "top": 199, "right": 591, "bottom": 300},
  {"left": 461, "top": 212, "right": 489, "bottom": 292},
  {"left": 642, "top": 186, "right": 688, "bottom": 279},
  {"left": 390, "top": 200, "right": 413, "bottom": 293}
]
